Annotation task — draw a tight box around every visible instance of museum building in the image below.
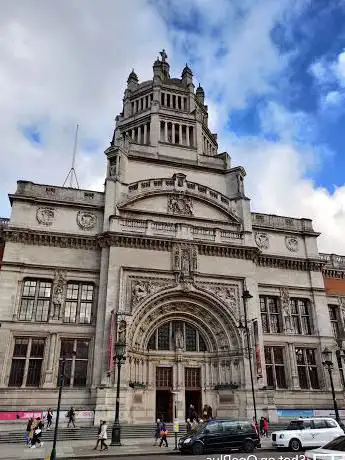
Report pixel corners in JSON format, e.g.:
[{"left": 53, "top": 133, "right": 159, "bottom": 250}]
[{"left": 0, "top": 51, "right": 345, "bottom": 424}]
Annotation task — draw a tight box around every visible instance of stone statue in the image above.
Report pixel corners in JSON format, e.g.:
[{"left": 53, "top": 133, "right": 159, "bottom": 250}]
[
  {"left": 236, "top": 174, "right": 244, "bottom": 195},
  {"left": 52, "top": 271, "right": 66, "bottom": 319},
  {"left": 175, "top": 328, "right": 184, "bottom": 349}
]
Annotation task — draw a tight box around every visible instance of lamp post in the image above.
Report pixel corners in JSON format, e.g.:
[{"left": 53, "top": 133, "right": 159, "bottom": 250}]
[
  {"left": 322, "top": 347, "right": 341, "bottom": 425},
  {"left": 110, "top": 339, "right": 126, "bottom": 446},
  {"left": 241, "top": 289, "right": 258, "bottom": 425},
  {"left": 50, "top": 356, "right": 66, "bottom": 460}
]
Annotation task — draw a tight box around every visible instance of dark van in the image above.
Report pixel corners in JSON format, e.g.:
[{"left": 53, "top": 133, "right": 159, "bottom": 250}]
[{"left": 179, "top": 419, "right": 261, "bottom": 455}]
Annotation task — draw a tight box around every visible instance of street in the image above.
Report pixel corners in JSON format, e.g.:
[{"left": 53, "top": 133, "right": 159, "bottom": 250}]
[{"left": 98, "top": 451, "right": 305, "bottom": 460}]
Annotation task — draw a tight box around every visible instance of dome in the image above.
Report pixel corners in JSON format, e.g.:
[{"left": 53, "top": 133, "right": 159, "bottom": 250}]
[{"left": 127, "top": 69, "right": 138, "bottom": 83}]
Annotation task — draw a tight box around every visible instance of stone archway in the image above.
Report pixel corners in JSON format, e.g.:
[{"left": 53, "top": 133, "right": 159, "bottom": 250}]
[{"left": 124, "top": 287, "right": 245, "bottom": 423}]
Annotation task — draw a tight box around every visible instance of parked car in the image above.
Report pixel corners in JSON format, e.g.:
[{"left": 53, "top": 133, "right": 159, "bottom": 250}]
[
  {"left": 178, "top": 419, "right": 261, "bottom": 455},
  {"left": 271, "top": 418, "right": 344, "bottom": 452},
  {"left": 305, "top": 435, "right": 345, "bottom": 460}
]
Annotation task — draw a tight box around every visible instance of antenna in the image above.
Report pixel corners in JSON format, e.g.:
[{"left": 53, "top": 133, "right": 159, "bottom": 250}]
[{"left": 63, "top": 124, "right": 80, "bottom": 188}]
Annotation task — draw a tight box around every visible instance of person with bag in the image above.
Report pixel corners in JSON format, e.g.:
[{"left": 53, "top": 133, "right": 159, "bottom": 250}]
[
  {"left": 67, "top": 407, "right": 76, "bottom": 428},
  {"left": 25, "top": 417, "right": 33, "bottom": 446},
  {"left": 46, "top": 408, "right": 53, "bottom": 430},
  {"left": 93, "top": 420, "right": 103, "bottom": 450},
  {"left": 153, "top": 418, "right": 161, "bottom": 446},
  {"left": 30, "top": 417, "right": 44, "bottom": 449},
  {"left": 159, "top": 421, "right": 168, "bottom": 448}
]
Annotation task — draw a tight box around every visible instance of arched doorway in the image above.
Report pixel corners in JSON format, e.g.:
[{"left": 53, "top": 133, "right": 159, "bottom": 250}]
[{"left": 126, "top": 288, "right": 243, "bottom": 423}]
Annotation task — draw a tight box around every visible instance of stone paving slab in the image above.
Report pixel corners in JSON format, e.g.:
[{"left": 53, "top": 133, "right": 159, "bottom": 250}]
[{"left": 0, "top": 437, "right": 274, "bottom": 460}]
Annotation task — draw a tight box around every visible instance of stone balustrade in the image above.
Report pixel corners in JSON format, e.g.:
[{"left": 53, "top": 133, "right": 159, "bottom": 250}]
[
  {"left": 127, "top": 177, "right": 237, "bottom": 216},
  {"left": 252, "top": 212, "right": 314, "bottom": 232},
  {"left": 320, "top": 253, "right": 345, "bottom": 269},
  {"left": 14, "top": 181, "right": 104, "bottom": 206},
  {"left": 111, "top": 217, "right": 243, "bottom": 244}
]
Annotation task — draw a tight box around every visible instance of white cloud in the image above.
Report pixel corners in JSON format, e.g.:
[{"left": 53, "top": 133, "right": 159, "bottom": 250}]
[{"left": 0, "top": 0, "right": 345, "bottom": 254}]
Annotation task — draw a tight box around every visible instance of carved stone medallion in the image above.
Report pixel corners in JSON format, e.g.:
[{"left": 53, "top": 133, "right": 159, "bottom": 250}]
[
  {"left": 76, "top": 211, "right": 97, "bottom": 230},
  {"left": 285, "top": 236, "right": 298, "bottom": 252},
  {"left": 167, "top": 195, "right": 193, "bottom": 216},
  {"left": 36, "top": 207, "right": 55, "bottom": 226},
  {"left": 255, "top": 232, "right": 269, "bottom": 249}
]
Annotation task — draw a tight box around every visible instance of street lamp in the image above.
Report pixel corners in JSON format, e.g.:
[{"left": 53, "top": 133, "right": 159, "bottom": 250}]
[
  {"left": 322, "top": 347, "right": 341, "bottom": 425},
  {"left": 110, "top": 339, "right": 126, "bottom": 446},
  {"left": 50, "top": 355, "right": 67, "bottom": 460},
  {"left": 241, "top": 289, "right": 258, "bottom": 426}
]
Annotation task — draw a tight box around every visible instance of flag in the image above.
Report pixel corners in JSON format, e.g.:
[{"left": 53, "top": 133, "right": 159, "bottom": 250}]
[
  {"left": 108, "top": 310, "right": 116, "bottom": 371},
  {"left": 253, "top": 319, "right": 263, "bottom": 378}
]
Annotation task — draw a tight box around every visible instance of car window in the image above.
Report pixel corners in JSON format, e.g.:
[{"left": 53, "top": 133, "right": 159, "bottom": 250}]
[
  {"left": 313, "top": 419, "right": 327, "bottom": 429},
  {"left": 222, "top": 421, "right": 238, "bottom": 434},
  {"left": 286, "top": 421, "right": 305, "bottom": 430},
  {"left": 205, "top": 422, "right": 221, "bottom": 433},
  {"left": 322, "top": 436, "right": 345, "bottom": 451},
  {"left": 326, "top": 420, "right": 338, "bottom": 428}
]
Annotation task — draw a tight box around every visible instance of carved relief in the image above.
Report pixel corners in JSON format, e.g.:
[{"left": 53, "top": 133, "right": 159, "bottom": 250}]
[
  {"left": 36, "top": 207, "right": 55, "bottom": 226},
  {"left": 167, "top": 195, "right": 193, "bottom": 216},
  {"left": 76, "top": 211, "right": 97, "bottom": 230},
  {"left": 255, "top": 232, "right": 269, "bottom": 250},
  {"left": 285, "top": 236, "right": 299, "bottom": 252},
  {"left": 172, "top": 244, "right": 198, "bottom": 281},
  {"left": 51, "top": 270, "right": 66, "bottom": 320},
  {"left": 130, "top": 278, "right": 173, "bottom": 308},
  {"left": 196, "top": 282, "right": 239, "bottom": 318}
]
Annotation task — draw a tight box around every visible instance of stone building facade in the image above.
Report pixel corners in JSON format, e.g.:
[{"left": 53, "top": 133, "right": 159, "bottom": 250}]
[{"left": 1, "top": 51, "right": 345, "bottom": 424}]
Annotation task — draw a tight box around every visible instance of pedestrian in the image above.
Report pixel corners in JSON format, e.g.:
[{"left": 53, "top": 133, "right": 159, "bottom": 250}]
[
  {"left": 159, "top": 421, "right": 168, "bottom": 447},
  {"left": 202, "top": 404, "right": 208, "bottom": 420},
  {"left": 186, "top": 418, "right": 192, "bottom": 433},
  {"left": 153, "top": 418, "right": 161, "bottom": 446},
  {"left": 207, "top": 405, "right": 213, "bottom": 420},
  {"left": 99, "top": 421, "right": 108, "bottom": 451},
  {"left": 93, "top": 420, "right": 103, "bottom": 450},
  {"left": 67, "top": 407, "right": 76, "bottom": 428},
  {"left": 30, "top": 417, "right": 44, "bottom": 449},
  {"left": 25, "top": 417, "right": 33, "bottom": 446},
  {"left": 46, "top": 408, "right": 53, "bottom": 430},
  {"left": 259, "top": 416, "right": 265, "bottom": 436},
  {"left": 263, "top": 417, "right": 269, "bottom": 437}
]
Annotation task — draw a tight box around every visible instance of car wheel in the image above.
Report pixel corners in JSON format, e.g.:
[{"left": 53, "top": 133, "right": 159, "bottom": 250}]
[
  {"left": 192, "top": 442, "right": 204, "bottom": 455},
  {"left": 242, "top": 440, "right": 255, "bottom": 453},
  {"left": 289, "top": 438, "right": 302, "bottom": 452}
]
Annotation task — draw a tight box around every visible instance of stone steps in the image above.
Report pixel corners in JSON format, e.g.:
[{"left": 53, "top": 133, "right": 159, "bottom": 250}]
[{"left": 0, "top": 423, "right": 284, "bottom": 444}]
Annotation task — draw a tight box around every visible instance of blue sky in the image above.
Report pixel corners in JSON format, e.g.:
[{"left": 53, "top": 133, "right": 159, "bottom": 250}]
[{"left": 1, "top": 0, "right": 345, "bottom": 251}]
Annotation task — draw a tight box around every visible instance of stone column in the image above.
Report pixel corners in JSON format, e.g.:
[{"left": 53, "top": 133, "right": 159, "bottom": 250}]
[
  {"left": 164, "top": 122, "right": 168, "bottom": 142},
  {"left": 172, "top": 124, "right": 176, "bottom": 144},
  {"left": 143, "top": 123, "right": 148, "bottom": 144},
  {"left": 137, "top": 126, "right": 141, "bottom": 144},
  {"left": 186, "top": 125, "right": 190, "bottom": 146},
  {"left": 43, "top": 333, "right": 57, "bottom": 388},
  {"left": 179, "top": 124, "right": 182, "bottom": 145},
  {"left": 288, "top": 343, "right": 300, "bottom": 389}
]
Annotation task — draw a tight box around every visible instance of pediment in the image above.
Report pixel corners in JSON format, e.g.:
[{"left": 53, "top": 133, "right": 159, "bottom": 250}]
[{"left": 118, "top": 191, "right": 240, "bottom": 224}]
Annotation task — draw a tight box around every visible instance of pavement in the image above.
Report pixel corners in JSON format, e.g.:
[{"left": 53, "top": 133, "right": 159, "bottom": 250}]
[{"left": 0, "top": 436, "right": 274, "bottom": 459}]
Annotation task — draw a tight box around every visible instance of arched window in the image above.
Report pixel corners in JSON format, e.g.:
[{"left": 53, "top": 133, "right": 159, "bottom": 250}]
[{"left": 147, "top": 321, "right": 207, "bottom": 352}]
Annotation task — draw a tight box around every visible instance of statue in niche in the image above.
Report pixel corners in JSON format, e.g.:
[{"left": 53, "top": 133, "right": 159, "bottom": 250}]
[
  {"left": 181, "top": 249, "right": 190, "bottom": 274},
  {"left": 118, "top": 319, "right": 127, "bottom": 344},
  {"left": 236, "top": 174, "right": 244, "bottom": 195},
  {"left": 51, "top": 271, "right": 66, "bottom": 320},
  {"left": 109, "top": 158, "right": 117, "bottom": 177},
  {"left": 175, "top": 328, "right": 184, "bottom": 350}
]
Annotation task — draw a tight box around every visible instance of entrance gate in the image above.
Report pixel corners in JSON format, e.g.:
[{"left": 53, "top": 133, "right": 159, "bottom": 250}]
[
  {"left": 185, "top": 367, "right": 201, "bottom": 419},
  {"left": 156, "top": 367, "right": 173, "bottom": 422}
]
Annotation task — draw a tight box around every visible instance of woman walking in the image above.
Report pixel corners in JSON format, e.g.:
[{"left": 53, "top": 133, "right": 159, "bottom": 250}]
[
  {"left": 153, "top": 418, "right": 161, "bottom": 446},
  {"left": 159, "top": 421, "right": 168, "bottom": 448},
  {"left": 99, "top": 421, "right": 108, "bottom": 451},
  {"left": 46, "top": 408, "right": 53, "bottom": 430}
]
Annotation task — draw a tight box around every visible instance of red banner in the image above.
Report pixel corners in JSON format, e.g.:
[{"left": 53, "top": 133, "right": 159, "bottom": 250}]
[{"left": 253, "top": 320, "right": 263, "bottom": 378}]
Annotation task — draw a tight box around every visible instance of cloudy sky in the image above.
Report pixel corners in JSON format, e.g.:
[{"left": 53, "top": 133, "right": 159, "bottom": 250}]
[{"left": 1, "top": 0, "right": 345, "bottom": 253}]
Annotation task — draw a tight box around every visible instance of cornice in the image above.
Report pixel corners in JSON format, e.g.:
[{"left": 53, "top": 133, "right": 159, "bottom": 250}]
[
  {"left": 1, "top": 227, "right": 338, "bottom": 274},
  {"left": 4, "top": 227, "right": 98, "bottom": 250},
  {"left": 8, "top": 194, "right": 104, "bottom": 211},
  {"left": 323, "top": 269, "right": 345, "bottom": 279},
  {"left": 252, "top": 224, "right": 320, "bottom": 237}
]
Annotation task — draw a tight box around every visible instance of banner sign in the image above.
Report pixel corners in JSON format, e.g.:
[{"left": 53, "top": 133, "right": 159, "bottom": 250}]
[
  {"left": 277, "top": 409, "right": 345, "bottom": 418},
  {"left": 0, "top": 410, "right": 94, "bottom": 422},
  {"left": 253, "top": 320, "right": 263, "bottom": 378}
]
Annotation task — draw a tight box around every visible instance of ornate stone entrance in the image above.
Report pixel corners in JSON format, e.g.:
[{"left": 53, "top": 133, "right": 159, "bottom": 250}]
[{"left": 124, "top": 286, "right": 244, "bottom": 423}]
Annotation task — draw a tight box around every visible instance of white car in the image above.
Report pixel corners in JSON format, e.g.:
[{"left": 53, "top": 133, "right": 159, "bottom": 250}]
[
  {"left": 271, "top": 418, "right": 344, "bottom": 452},
  {"left": 305, "top": 435, "right": 345, "bottom": 460}
]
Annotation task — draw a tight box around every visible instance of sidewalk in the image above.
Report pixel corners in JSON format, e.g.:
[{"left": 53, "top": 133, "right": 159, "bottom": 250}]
[{"left": 0, "top": 436, "right": 273, "bottom": 459}]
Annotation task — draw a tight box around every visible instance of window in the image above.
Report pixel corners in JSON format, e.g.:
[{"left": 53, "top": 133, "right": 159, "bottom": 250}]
[
  {"left": 9, "top": 338, "right": 45, "bottom": 387},
  {"left": 185, "top": 368, "right": 201, "bottom": 388},
  {"left": 64, "top": 283, "right": 94, "bottom": 324},
  {"left": 58, "top": 339, "right": 89, "bottom": 387},
  {"left": 264, "top": 347, "right": 287, "bottom": 388},
  {"left": 260, "top": 296, "right": 282, "bottom": 333},
  {"left": 156, "top": 367, "right": 172, "bottom": 388},
  {"left": 290, "top": 299, "right": 312, "bottom": 335},
  {"left": 313, "top": 419, "right": 327, "bottom": 429},
  {"left": 295, "top": 348, "right": 319, "bottom": 389},
  {"left": 19, "top": 279, "right": 52, "bottom": 322},
  {"left": 147, "top": 321, "right": 207, "bottom": 352},
  {"left": 329, "top": 305, "right": 341, "bottom": 338}
]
